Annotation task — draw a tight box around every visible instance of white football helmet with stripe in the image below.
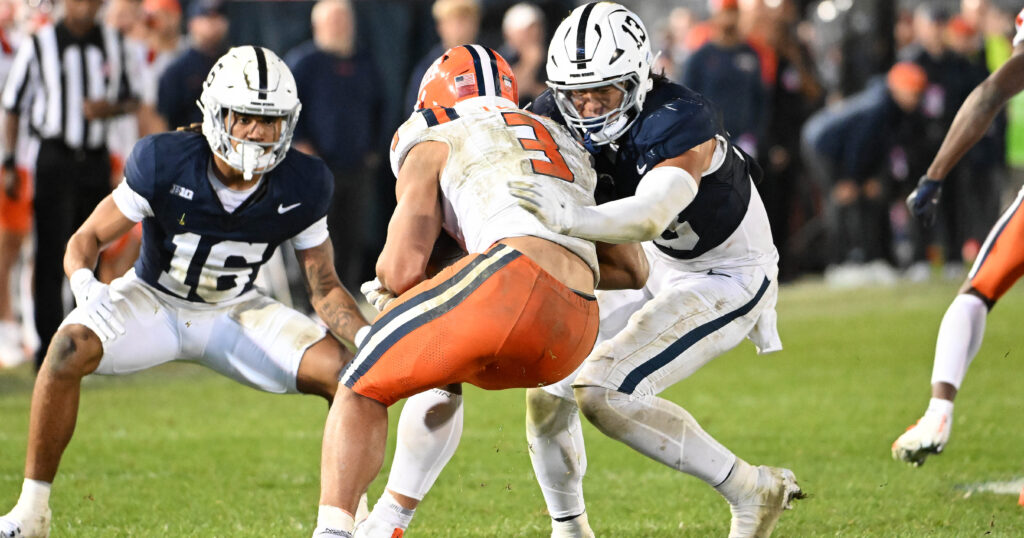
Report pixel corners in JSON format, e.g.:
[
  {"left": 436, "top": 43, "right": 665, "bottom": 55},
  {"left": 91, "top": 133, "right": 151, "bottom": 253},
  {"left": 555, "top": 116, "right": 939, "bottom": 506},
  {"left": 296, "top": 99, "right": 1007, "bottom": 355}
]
[
  {"left": 198, "top": 46, "right": 302, "bottom": 180},
  {"left": 546, "top": 2, "right": 653, "bottom": 146}
]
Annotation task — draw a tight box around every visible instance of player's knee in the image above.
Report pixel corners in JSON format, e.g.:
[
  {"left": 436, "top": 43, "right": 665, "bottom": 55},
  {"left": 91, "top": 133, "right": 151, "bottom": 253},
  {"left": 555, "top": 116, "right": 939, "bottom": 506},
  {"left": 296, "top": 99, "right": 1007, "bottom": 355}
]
[
  {"left": 43, "top": 325, "right": 102, "bottom": 379},
  {"left": 526, "top": 388, "right": 574, "bottom": 436},
  {"left": 574, "top": 385, "right": 620, "bottom": 432}
]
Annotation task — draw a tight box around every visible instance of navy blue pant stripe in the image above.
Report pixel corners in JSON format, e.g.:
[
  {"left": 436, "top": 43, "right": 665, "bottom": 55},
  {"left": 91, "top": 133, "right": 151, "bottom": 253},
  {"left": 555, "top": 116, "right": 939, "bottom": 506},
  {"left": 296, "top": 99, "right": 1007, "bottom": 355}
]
[
  {"left": 344, "top": 247, "right": 522, "bottom": 387},
  {"left": 617, "top": 276, "right": 772, "bottom": 394},
  {"left": 463, "top": 45, "right": 488, "bottom": 96}
]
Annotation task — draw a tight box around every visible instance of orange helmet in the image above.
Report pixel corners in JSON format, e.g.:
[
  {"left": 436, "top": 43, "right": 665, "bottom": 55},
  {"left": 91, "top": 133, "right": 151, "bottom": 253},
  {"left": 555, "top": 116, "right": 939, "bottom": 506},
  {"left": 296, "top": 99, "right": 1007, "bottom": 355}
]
[{"left": 415, "top": 45, "right": 518, "bottom": 110}]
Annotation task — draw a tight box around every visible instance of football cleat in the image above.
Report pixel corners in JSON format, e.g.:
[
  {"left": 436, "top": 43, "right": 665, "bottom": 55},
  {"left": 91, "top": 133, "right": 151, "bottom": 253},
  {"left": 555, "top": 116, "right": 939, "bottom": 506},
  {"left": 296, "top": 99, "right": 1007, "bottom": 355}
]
[
  {"left": 353, "top": 516, "right": 404, "bottom": 538},
  {"left": 0, "top": 507, "right": 51, "bottom": 538},
  {"left": 550, "top": 511, "right": 595, "bottom": 538},
  {"left": 311, "top": 527, "right": 352, "bottom": 538},
  {"left": 892, "top": 411, "right": 951, "bottom": 466},
  {"left": 727, "top": 466, "right": 803, "bottom": 538}
]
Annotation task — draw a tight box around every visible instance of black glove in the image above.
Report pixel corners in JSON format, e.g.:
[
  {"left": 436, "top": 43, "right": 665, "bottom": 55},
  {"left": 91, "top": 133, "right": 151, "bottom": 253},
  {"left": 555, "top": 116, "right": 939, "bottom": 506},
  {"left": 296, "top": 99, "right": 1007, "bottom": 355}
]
[{"left": 906, "top": 175, "right": 943, "bottom": 227}]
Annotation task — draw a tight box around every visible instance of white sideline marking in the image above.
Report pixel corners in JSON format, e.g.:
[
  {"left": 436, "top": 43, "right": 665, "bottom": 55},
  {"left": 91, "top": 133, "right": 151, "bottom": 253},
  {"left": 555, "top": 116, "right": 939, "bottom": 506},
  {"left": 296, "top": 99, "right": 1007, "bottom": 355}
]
[{"left": 957, "top": 477, "right": 1024, "bottom": 498}]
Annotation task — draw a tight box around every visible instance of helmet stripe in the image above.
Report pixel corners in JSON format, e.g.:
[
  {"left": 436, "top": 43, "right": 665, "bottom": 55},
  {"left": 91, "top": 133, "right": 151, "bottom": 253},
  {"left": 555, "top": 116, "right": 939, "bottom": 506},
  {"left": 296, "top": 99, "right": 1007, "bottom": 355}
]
[
  {"left": 463, "top": 45, "right": 492, "bottom": 98},
  {"left": 252, "top": 46, "right": 268, "bottom": 100},
  {"left": 575, "top": 2, "right": 597, "bottom": 63},
  {"left": 482, "top": 46, "right": 504, "bottom": 99}
]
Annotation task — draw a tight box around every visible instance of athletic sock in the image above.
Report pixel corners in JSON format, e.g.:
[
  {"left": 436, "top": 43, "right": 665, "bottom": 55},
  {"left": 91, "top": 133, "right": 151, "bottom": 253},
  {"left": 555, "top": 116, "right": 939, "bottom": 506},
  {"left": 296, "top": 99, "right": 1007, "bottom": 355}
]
[
  {"left": 713, "top": 459, "right": 757, "bottom": 505},
  {"left": 386, "top": 388, "right": 463, "bottom": 500},
  {"left": 316, "top": 505, "right": 354, "bottom": 534},
  {"left": 13, "top": 479, "right": 50, "bottom": 516},
  {"left": 930, "top": 293, "right": 987, "bottom": 390},
  {"left": 368, "top": 491, "right": 415, "bottom": 532}
]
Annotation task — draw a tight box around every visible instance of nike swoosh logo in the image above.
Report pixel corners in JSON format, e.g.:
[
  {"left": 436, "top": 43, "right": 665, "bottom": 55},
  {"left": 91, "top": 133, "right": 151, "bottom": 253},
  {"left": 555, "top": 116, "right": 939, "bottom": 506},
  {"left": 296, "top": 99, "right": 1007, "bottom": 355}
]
[
  {"left": 637, "top": 163, "right": 648, "bottom": 175},
  {"left": 278, "top": 202, "right": 301, "bottom": 214}
]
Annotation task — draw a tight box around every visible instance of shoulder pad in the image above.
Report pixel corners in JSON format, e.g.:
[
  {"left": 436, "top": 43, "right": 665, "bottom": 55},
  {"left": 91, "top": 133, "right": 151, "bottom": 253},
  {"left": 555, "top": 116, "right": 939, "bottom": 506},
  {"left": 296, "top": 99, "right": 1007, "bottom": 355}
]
[
  {"left": 389, "top": 106, "right": 461, "bottom": 177},
  {"left": 123, "top": 133, "right": 162, "bottom": 199},
  {"left": 634, "top": 95, "right": 718, "bottom": 162}
]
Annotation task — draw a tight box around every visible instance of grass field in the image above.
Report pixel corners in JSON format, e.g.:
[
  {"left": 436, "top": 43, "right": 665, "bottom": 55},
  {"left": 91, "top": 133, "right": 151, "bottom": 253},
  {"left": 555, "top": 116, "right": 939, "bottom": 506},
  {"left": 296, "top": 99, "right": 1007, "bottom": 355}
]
[{"left": 2, "top": 279, "right": 1024, "bottom": 536}]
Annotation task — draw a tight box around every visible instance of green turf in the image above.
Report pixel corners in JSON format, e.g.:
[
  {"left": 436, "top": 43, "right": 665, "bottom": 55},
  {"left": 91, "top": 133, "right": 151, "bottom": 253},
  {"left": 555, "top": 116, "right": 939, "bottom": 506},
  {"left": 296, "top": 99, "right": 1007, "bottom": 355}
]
[{"left": 2, "top": 279, "right": 1024, "bottom": 536}]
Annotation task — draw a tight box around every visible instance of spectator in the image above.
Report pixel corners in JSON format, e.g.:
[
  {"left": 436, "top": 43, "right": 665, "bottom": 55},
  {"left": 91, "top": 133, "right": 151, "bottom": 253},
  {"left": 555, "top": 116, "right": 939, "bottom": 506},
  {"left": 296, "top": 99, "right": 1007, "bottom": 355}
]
[
  {"left": 801, "top": 62, "right": 927, "bottom": 280},
  {"left": 156, "top": 0, "right": 228, "bottom": 129},
  {"left": 286, "top": 0, "right": 384, "bottom": 291},
  {"left": 682, "top": 0, "right": 766, "bottom": 157},
  {"left": 498, "top": 2, "right": 545, "bottom": 104},
  {"left": 403, "top": 0, "right": 480, "bottom": 112},
  {"left": 0, "top": 0, "right": 30, "bottom": 367},
  {"left": 137, "top": 0, "right": 185, "bottom": 135},
  {"left": 901, "top": 5, "right": 983, "bottom": 272},
  {"left": 1, "top": 0, "right": 139, "bottom": 369}
]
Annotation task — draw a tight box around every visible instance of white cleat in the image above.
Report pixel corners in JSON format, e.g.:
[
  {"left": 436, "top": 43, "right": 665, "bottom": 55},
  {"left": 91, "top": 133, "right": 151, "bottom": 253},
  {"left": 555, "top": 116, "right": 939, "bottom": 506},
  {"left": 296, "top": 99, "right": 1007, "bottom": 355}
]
[
  {"left": 0, "top": 508, "right": 51, "bottom": 538},
  {"left": 727, "top": 466, "right": 803, "bottom": 538},
  {"left": 311, "top": 527, "right": 352, "bottom": 538},
  {"left": 353, "top": 516, "right": 404, "bottom": 538},
  {"left": 354, "top": 493, "right": 369, "bottom": 525},
  {"left": 551, "top": 511, "right": 595, "bottom": 538},
  {"left": 892, "top": 412, "right": 951, "bottom": 467}
]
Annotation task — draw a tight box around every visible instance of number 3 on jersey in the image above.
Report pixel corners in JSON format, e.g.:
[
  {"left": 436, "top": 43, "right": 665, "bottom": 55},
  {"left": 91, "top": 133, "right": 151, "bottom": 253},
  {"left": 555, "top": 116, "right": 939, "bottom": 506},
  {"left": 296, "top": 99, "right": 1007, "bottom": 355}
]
[{"left": 502, "top": 112, "right": 574, "bottom": 183}]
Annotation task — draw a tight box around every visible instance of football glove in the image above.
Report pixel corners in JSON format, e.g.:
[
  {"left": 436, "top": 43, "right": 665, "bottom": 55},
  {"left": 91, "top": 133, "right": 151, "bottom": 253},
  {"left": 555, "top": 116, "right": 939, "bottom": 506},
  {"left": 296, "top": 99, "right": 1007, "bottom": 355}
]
[
  {"left": 69, "top": 268, "right": 125, "bottom": 342},
  {"left": 360, "top": 277, "right": 397, "bottom": 313},
  {"left": 906, "top": 175, "right": 943, "bottom": 227},
  {"left": 508, "top": 179, "right": 576, "bottom": 234}
]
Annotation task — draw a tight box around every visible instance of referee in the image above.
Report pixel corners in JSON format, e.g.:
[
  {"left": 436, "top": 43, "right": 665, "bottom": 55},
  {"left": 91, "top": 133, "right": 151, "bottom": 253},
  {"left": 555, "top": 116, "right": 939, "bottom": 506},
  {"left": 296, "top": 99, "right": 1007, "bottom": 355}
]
[{"left": 1, "top": 0, "right": 138, "bottom": 369}]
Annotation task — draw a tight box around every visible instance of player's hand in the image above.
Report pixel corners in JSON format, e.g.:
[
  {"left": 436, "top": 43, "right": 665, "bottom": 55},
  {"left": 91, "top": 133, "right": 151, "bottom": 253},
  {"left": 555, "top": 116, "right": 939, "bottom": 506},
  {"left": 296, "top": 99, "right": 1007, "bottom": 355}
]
[
  {"left": 360, "top": 277, "right": 397, "bottom": 313},
  {"left": 69, "top": 268, "right": 125, "bottom": 342},
  {"left": 906, "top": 175, "right": 943, "bottom": 227},
  {"left": 508, "top": 180, "right": 575, "bottom": 234}
]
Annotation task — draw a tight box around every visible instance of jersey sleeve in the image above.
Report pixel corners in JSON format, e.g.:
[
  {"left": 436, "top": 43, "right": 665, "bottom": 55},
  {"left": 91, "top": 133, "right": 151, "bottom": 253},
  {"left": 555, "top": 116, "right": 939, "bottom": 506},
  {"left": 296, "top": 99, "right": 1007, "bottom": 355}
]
[
  {"left": 111, "top": 178, "right": 153, "bottom": 222},
  {"left": 524, "top": 90, "right": 563, "bottom": 122},
  {"left": 634, "top": 96, "right": 719, "bottom": 165},
  {"left": 123, "top": 134, "right": 160, "bottom": 201},
  {"left": 2, "top": 38, "right": 36, "bottom": 112},
  {"left": 291, "top": 215, "right": 328, "bottom": 250},
  {"left": 389, "top": 108, "right": 457, "bottom": 177}
]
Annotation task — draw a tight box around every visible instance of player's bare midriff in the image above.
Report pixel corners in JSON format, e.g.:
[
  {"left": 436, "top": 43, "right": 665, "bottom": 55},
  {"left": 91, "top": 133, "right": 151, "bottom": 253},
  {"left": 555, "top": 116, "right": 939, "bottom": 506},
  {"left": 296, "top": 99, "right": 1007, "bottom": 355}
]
[{"left": 497, "top": 236, "right": 595, "bottom": 294}]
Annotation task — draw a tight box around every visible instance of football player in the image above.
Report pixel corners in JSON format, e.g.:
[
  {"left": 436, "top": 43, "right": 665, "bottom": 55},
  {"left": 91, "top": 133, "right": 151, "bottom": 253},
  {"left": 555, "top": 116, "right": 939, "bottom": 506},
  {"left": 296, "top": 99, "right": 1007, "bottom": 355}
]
[
  {"left": 892, "top": 7, "right": 1024, "bottom": 467},
  {"left": 363, "top": 3, "right": 803, "bottom": 538},
  {"left": 312, "top": 44, "right": 646, "bottom": 538},
  {"left": 0, "top": 46, "right": 369, "bottom": 537}
]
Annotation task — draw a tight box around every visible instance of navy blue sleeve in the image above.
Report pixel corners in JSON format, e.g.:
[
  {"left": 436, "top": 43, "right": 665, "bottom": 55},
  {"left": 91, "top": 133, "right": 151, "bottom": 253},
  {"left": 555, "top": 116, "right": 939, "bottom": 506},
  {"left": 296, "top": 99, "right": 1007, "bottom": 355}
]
[
  {"left": 312, "top": 159, "right": 334, "bottom": 219},
  {"left": 124, "top": 134, "right": 160, "bottom": 201},
  {"left": 635, "top": 97, "right": 719, "bottom": 162},
  {"left": 525, "top": 90, "right": 563, "bottom": 123}
]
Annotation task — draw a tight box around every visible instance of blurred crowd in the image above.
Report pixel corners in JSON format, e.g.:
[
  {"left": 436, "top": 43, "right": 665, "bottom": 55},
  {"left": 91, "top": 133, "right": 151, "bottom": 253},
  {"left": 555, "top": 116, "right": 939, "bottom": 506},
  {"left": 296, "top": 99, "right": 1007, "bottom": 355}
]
[{"left": 1, "top": 0, "right": 1022, "bottom": 368}]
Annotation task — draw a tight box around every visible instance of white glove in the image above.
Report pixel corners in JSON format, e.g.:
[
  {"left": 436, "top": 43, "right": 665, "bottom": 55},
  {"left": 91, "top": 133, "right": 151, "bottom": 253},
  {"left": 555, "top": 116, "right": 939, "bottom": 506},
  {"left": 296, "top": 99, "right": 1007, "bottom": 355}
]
[
  {"left": 360, "top": 277, "right": 397, "bottom": 313},
  {"left": 69, "top": 268, "right": 125, "bottom": 342},
  {"left": 508, "top": 179, "right": 576, "bottom": 234}
]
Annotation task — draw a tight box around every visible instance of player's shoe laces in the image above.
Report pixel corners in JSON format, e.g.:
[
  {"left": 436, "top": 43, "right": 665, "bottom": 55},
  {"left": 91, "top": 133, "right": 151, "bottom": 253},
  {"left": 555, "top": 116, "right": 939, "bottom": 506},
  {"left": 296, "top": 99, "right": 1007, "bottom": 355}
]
[
  {"left": 727, "top": 466, "right": 803, "bottom": 538},
  {"left": 550, "top": 512, "right": 595, "bottom": 538},
  {"left": 0, "top": 507, "right": 51, "bottom": 538},
  {"left": 892, "top": 411, "right": 951, "bottom": 466}
]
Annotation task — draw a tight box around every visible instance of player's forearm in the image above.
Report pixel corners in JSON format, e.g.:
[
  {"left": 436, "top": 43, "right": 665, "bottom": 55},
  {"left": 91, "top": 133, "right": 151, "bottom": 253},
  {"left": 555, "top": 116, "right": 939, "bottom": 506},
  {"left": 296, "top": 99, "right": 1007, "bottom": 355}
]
[
  {"left": 64, "top": 229, "right": 103, "bottom": 278},
  {"left": 926, "top": 81, "right": 1006, "bottom": 181},
  {"left": 568, "top": 167, "right": 698, "bottom": 244},
  {"left": 3, "top": 110, "right": 19, "bottom": 155},
  {"left": 595, "top": 242, "right": 648, "bottom": 290},
  {"left": 311, "top": 287, "right": 368, "bottom": 352}
]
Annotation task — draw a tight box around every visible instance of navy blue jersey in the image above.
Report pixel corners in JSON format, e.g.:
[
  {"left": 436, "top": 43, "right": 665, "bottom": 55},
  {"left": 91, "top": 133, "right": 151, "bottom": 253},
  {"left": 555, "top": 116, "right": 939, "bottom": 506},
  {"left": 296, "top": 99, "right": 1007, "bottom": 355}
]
[
  {"left": 528, "top": 78, "right": 760, "bottom": 259},
  {"left": 125, "top": 131, "right": 333, "bottom": 303}
]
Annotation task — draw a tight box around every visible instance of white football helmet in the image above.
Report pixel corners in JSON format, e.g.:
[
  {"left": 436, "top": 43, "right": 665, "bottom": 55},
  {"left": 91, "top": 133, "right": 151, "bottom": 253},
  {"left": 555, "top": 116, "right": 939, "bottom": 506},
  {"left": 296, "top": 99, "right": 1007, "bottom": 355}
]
[
  {"left": 198, "top": 46, "right": 302, "bottom": 180},
  {"left": 546, "top": 2, "right": 653, "bottom": 147}
]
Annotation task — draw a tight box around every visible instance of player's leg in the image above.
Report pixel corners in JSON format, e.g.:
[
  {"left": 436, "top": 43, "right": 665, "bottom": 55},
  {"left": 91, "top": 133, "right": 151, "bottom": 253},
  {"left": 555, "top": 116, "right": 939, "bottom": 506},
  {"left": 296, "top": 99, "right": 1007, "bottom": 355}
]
[
  {"left": 1, "top": 273, "right": 178, "bottom": 537},
  {"left": 893, "top": 187, "right": 1024, "bottom": 466},
  {"left": 359, "top": 384, "right": 464, "bottom": 538},
  {"left": 526, "top": 287, "right": 648, "bottom": 538},
  {"left": 0, "top": 166, "right": 32, "bottom": 367},
  {"left": 572, "top": 268, "right": 801, "bottom": 537}
]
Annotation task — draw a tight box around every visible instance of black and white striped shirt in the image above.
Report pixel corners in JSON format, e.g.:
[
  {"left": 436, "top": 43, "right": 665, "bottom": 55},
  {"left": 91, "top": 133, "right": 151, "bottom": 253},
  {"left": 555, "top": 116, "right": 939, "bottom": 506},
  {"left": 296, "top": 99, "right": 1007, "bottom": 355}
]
[{"left": 1, "top": 21, "right": 135, "bottom": 151}]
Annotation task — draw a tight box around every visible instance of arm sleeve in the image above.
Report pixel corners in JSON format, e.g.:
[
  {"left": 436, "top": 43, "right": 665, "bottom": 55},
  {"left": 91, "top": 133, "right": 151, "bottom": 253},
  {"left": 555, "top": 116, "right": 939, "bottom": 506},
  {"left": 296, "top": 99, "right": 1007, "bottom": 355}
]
[
  {"left": 291, "top": 216, "right": 329, "bottom": 250},
  {"left": 111, "top": 178, "right": 154, "bottom": 221},
  {"left": 567, "top": 166, "right": 699, "bottom": 243}
]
